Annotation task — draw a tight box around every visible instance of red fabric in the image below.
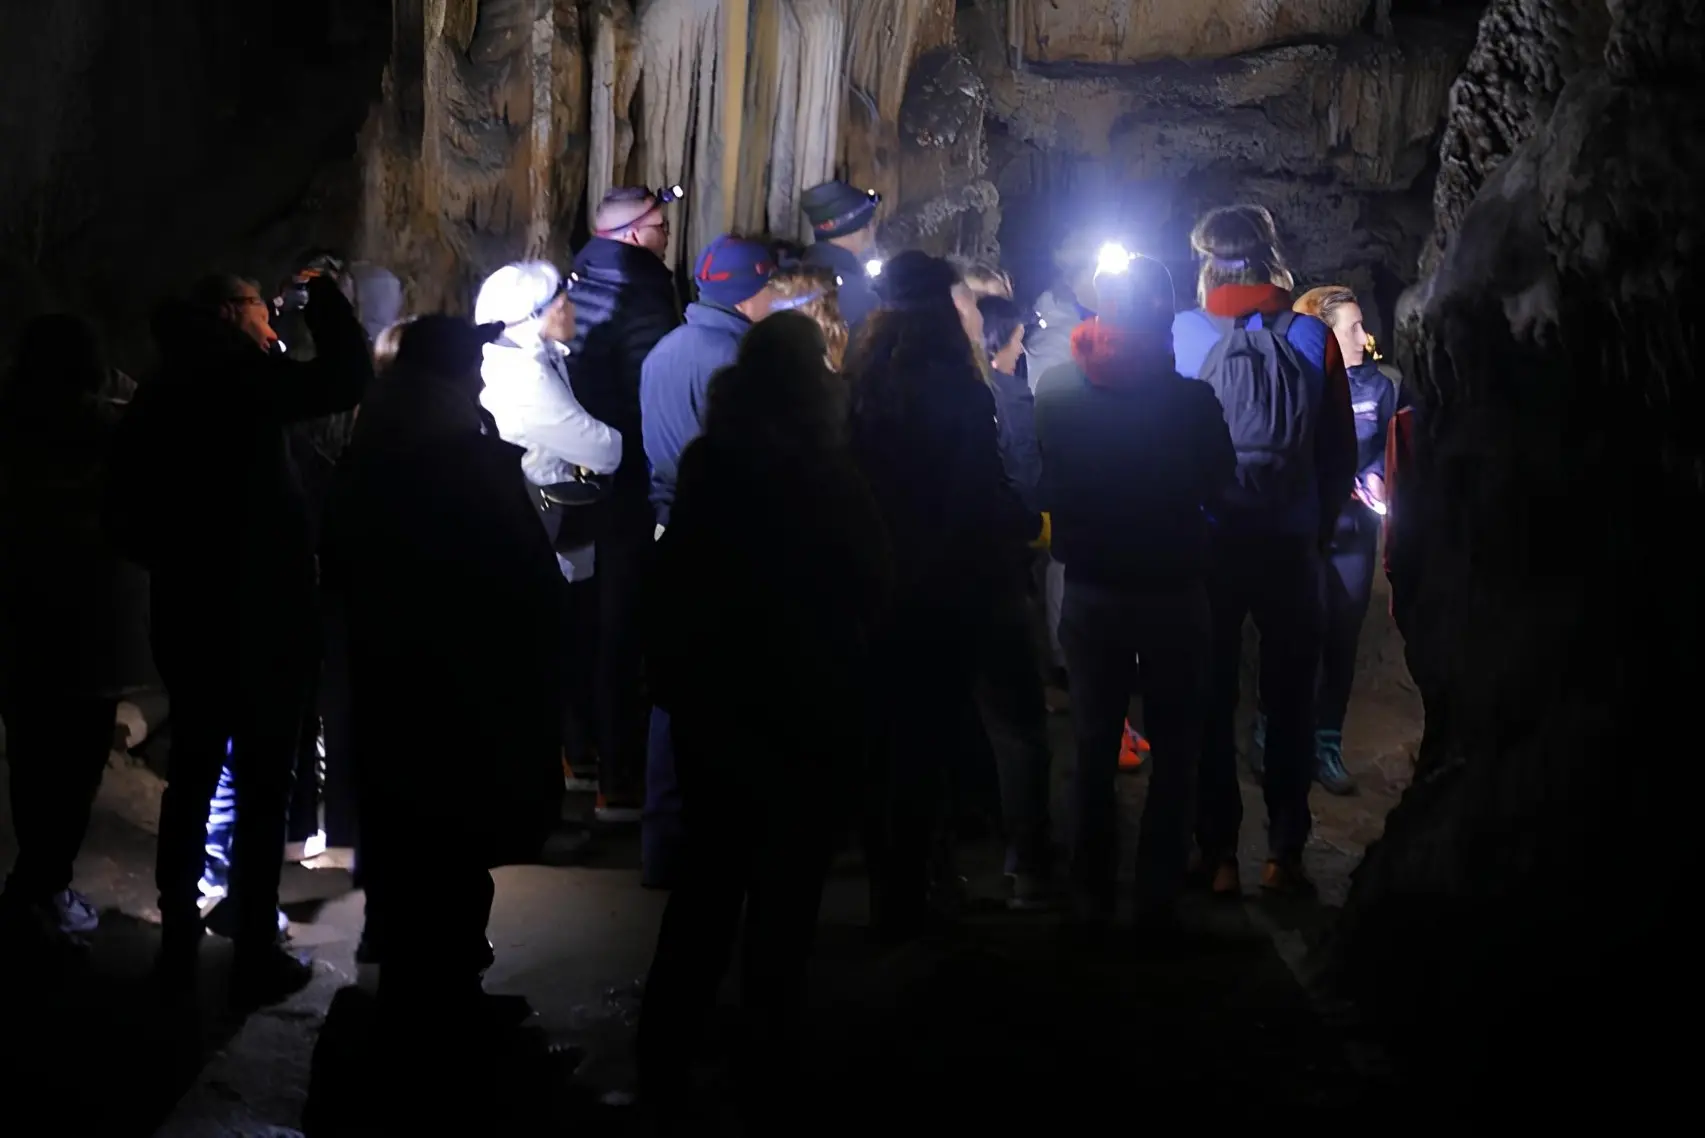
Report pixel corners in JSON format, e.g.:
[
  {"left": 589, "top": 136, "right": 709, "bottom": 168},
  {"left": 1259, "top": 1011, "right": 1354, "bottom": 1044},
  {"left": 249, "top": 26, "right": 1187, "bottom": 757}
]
[
  {"left": 1203, "top": 283, "right": 1357, "bottom": 542},
  {"left": 1068, "top": 318, "right": 1175, "bottom": 389}
]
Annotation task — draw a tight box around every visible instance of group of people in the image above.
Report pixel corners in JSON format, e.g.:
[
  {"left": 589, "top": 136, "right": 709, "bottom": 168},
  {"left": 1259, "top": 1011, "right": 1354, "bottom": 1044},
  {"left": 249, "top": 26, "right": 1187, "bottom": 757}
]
[{"left": 0, "top": 178, "right": 1404, "bottom": 1120}]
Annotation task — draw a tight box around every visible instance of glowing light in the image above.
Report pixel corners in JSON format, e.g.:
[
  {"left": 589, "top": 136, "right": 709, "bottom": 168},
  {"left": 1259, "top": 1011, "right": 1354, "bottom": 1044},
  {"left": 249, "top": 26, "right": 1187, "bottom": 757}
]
[
  {"left": 865, "top": 259, "right": 884, "bottom": 278},
  {"left": 1096, "top": 242, "right": 1135, "bottom": 276},
  {"left": 1368, "top": 499, "right": 1388, "bottom": 516},
  {"left": 1036, "top": 315, "right": 1048, "bottom": 330}
]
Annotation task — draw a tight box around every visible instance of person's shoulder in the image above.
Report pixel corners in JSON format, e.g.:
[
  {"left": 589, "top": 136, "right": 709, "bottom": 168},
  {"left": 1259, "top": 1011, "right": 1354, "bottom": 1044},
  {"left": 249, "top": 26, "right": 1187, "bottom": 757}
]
[{"left": 1280, "top": 310, "right": 1331, "bottom": 369}]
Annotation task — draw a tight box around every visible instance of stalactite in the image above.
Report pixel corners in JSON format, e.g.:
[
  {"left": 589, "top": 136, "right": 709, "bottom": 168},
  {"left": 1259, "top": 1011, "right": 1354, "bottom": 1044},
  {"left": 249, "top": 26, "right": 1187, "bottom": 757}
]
[
  {"left": 587, "top": 0, "right": 642, "bottom": 216},
  {"left": 549, "top": 0, "right": 590, "bottom": 258},
  {"left": 742, "top": 1, "right": 845, "bottom": 241},
  {"left": 636, "top": 0, "right": 721, "bottom": 267}
]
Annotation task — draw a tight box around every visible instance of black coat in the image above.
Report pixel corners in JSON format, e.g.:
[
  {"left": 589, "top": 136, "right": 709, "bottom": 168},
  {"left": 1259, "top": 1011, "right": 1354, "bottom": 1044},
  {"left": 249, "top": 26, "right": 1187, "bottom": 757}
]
[
  {"left": 320, "top": 378, "right": 565, "bottom": 863},
  {"left": 567, "top": 238, "right": 682, "bottom": 510},
  {"left": 106, "top": 292, "right": 372, "bottom": 682}
]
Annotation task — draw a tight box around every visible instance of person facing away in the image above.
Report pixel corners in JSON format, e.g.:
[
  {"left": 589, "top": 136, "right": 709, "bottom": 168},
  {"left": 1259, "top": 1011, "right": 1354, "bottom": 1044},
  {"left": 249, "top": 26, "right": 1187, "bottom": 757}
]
[
  {"left": 1288, "top": 285, "right": 1401, "bottom": 796},
  {"left": 1168, "top": 203, "right": 1357, "bottom": 896},
  {"left": 569, "top": 187, "right": 686, "bottom": 823},
  {"left": 1034, "top": 255, "right": 1236, "bottom": 928},
  {"left": 847, "top": 251, "right": 1036, "bottom": 938},
  {"left": 799, "top": 180, "right": 883, "bottom": 331},
  {"left": 105, "top": 272, "right": 372, "bottom": 1003},
  {"left": 766, "top": 255, "right": 848, "bottom": 372},
  {"left": 641, "top": 234, "right": 780, "bottom": 528},
  {"left": 0, "top": 315, "right": 131, "bottom": 952},
  {"left": 638, "top": 312, "right": 893, "bottom": 1125},
  {"left": 320, "top": 315, "right": 565, "bottom": 1045}
]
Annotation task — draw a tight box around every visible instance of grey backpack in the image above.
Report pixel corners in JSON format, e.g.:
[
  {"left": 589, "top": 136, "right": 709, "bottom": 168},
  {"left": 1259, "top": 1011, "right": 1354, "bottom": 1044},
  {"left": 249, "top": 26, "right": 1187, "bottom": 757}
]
[{"left": 1196, "top": 310, "right": 1318, "bottom": 511}]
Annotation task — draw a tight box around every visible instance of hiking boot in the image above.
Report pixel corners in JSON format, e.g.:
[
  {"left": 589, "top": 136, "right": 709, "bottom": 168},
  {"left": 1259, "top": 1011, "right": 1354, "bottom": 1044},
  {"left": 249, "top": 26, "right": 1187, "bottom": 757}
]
[
  {"left": 1260, "top": 857, "right": 1317, "bottom": 897},
  {"left": 594, "top": 794, "right": 642, "bottom": 825},
  {"left": 1246, "top": 713, "right": 1267, "bottom": 780},
  {"left": 562, "top": 753, "right": 598, "bottom": 793},
  {"left": 1118, "top": 721, "right": 1150, "bottom": 773},
  {"left": 1315, "top": 729, "right": 1357, "bottom": 795},
  {"left": 204, "top": 899, "right": 291, "bottom": 942},
  {"left": 230, "top": 944, "right": 315, "bottom": 1007}
]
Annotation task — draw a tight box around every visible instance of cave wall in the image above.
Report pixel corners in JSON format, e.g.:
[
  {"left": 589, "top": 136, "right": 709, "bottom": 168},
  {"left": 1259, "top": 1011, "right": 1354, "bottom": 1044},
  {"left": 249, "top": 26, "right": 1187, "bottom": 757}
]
[
  {"left": 1325, "top": 0, "right": 1703, "bottom": 1106},
  {"left": 968, "top": 0, "right": 1476, "bottom": 326},
  {"left": 1022, "top": 0, "right": 1372, "bottom": 65},
  {"left": 0, "top": 0, "right": 391, "bottom": 370}
]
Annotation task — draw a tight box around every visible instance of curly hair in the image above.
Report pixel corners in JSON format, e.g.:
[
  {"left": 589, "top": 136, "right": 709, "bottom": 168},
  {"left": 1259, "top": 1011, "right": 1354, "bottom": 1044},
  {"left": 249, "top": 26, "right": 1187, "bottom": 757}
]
[
  {"left": 1191, "top": 204, "right": 1295, "bottom": 303},
  {"left": 767, "top": 264, "right": 848, "bottom": 371}
]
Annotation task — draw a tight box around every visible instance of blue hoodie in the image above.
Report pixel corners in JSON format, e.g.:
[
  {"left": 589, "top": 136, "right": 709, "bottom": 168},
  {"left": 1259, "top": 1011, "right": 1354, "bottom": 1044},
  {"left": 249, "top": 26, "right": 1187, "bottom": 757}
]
[{"left": 641, "top": 302, "right": 751, "bottom": 525}]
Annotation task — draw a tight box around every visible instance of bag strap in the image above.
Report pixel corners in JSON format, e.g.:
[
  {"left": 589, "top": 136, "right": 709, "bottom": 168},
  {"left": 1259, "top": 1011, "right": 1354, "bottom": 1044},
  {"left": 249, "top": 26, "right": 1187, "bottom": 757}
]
[{"left": 1271, "top": 309, "right": 1298, "bottom": 337}]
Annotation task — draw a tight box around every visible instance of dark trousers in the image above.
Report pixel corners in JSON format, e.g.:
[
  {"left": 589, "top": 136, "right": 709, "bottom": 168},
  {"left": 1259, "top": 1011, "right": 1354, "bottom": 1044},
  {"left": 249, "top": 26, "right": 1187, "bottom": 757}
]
[
  {"left": 154, "top": 618, "right": 311, "bottom": 948},
  {"left": 642, "top": 707, "right": 683, "bottom": 888},
  {"left": 1319, "top": 511, "right": 1380, "bottom": 732},
  {"left": 1, "top": 690, "right": 117, "bottom": 900},
  {"left": 363, "top": 815, "right": 495, "bottom": 1007},
  {"left": 638, "top": 717, "right": 836, "bottom": 1117},
  {"left": 976, "top": 593, "right": 1053, "bottom": 877},
  {"left": 559, "top": 577, "right": 600, "bottom": 771},
  {"left": 1198, "top": 533, "right": 1323, "bottom": 862},
  {"left": 287, "top": 706, "right": 321, "bottom": 844},
  {"left": 593, "top": 516, "right": 653, "bottom": 806},
  {"left": 1061, "top": 578, "right": 1209, "bottom": 905},
  {"left": 865, "top": 613, "right": 980, "bottom": 931}
]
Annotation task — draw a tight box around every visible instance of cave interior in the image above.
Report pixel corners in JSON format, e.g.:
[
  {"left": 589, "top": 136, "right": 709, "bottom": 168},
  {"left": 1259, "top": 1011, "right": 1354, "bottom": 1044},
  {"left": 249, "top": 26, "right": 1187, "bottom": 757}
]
[{"left": 1, "top": 0, "right": 1699, "bottom": 1123}]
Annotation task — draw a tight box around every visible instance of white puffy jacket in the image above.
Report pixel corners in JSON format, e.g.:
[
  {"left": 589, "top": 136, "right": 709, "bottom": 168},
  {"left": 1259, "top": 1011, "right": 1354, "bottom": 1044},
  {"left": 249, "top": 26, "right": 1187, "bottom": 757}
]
[{"left": 478, "top": 336, "right": 623, "bottom": 488}]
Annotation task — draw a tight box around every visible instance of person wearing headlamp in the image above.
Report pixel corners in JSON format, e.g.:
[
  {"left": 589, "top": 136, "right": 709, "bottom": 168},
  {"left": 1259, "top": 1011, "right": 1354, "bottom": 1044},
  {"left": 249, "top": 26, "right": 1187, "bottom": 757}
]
[
  {"left": 799, "top": 180, "right": 884, "bottom": 331},
  {"left": 565, "top": 187, "right": 685, "bottom": 823}
]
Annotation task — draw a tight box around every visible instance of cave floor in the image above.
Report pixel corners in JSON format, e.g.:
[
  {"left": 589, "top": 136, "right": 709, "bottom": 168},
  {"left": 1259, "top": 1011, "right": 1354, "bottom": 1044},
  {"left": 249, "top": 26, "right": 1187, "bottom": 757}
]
[{"left": 0, "top": 572, "right": 1422, "bottom": 1137}]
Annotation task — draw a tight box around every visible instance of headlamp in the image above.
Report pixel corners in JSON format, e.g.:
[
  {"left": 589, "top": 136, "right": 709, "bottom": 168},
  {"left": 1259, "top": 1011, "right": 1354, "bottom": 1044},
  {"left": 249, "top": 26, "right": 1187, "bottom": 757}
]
[
  {"left": 865, "top": 259, "right": 884, "bottom": 278},
  {"left": 1095, "top": 242, "right": 1135, "bottom": 277},
  {"left": 656, "top": 184, "right": 686, "bottom": 205}
]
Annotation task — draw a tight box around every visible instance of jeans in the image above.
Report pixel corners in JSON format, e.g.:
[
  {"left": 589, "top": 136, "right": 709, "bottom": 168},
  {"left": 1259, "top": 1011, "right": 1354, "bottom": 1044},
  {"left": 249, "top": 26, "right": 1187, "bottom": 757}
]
[
  {"left": 1198, "top": 532, "right": 1324, "bottom": 862},
  {"left": 1, "top": 690, "right": 117, "bottom": 900},
  {"left": 642, "top": 707, "right": 683, "bottom": 888},
  {"left": 153, "top": 610, "right": 312, "bottom": 948},
  {"left": 593, "top": 515, "right": 654, "bottom": 806},
  {"left": 1060, "top": 579, "right": 1209, "bottom": 905},
  {"left": 975, "top": 593, "right": 1053, "bottom": 877},
  {"left": 1319, "top": 509, "right": 1380, "bottom": 732}
]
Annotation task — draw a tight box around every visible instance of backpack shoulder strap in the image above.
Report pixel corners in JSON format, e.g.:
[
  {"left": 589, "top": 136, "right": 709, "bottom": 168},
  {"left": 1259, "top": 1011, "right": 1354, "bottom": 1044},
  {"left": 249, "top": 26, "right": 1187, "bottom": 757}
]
[{"left": 1271, "top": 310, "right": 1299, "bottom": 337}]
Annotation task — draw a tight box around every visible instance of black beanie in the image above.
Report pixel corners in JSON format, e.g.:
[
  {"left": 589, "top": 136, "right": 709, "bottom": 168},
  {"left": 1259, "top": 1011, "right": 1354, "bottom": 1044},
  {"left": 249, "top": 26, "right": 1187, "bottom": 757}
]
[{"left": 873, "top": 251, "right": 956, "bottom": 311}]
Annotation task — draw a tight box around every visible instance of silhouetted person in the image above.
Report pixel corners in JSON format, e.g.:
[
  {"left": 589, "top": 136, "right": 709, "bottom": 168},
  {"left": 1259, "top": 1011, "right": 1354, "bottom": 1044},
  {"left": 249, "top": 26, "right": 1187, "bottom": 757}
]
[
  {"left": 320, "top": 316, "right": 563, "bottom": 1041},
  {"left": 570, "top": 187, "right": 684, "bottom": 822},
  {"left": 106, "top": 273, "right": 371, "bottom": 1003},
  {"left": 1034, "top": 255, "right": 1235, "bottom": 928},
  {"left": 0, "top": 315, "right": 127, "bottom": 952},
  {"left": 638, "top": 312, "right": 891, "bottom": 1126},
  {"left": 847, "top": 252, "right": 1034, "bottom": 937}
]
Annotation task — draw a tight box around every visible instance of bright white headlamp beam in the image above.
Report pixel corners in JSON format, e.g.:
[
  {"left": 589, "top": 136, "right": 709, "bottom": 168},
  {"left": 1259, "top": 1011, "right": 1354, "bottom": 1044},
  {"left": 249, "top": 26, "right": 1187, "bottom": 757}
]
[
  {"left": 865, "top": 259, "right": 884, "bottom": 278},
  {"left": 1096, "top": 242, "right": 1135, "bottom": 276}
]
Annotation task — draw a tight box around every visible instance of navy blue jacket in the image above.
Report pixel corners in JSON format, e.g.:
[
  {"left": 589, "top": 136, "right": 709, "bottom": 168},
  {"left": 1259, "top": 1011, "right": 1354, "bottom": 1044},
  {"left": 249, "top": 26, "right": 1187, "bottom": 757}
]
[
  {"left": 567, "top": 238, "right": 682, "bottom": 510},
  {"left": 640, "top": 303, "right": 750, "bottom": 526},
  {"left": 802, "top": 241, "right": 879, "bottom": 331},
  {"left": 1349, "top": 362, "right": 1399, "bottom": 480},
  {"left": 990, "top": 362, "right": 1042, "bottom": 514}
]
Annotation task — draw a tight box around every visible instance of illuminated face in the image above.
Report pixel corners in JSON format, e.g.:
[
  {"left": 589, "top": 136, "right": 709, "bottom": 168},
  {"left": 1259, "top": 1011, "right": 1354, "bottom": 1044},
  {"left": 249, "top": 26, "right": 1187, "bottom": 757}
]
[
  {"left": 224, "top": 282, "right": 278, "bottom": 352},
  {"left": 993, "top": 324, "right": 1026, "bottom": 375},
  {"left": 628, "top": 206, "right": 670, "bottom": 258},
  {"left": 1330, "top": 302, "right": 1367, "bottom": 367}
]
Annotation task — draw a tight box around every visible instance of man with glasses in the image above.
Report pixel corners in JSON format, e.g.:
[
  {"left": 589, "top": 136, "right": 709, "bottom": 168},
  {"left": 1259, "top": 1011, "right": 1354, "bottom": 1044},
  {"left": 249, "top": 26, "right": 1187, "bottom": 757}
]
[
  {"left": 561, "top": 188, "right": 683, "bottom": 824},
  {"left": 106, "top": 271, "right": 372, "bottom": 1004}
]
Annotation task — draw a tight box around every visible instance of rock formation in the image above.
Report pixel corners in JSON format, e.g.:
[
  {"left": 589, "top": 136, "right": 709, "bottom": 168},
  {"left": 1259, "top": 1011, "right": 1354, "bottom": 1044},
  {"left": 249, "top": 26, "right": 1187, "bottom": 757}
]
[{"left": 1324, "top": 0, "right": 1703, "bottom": 1109}]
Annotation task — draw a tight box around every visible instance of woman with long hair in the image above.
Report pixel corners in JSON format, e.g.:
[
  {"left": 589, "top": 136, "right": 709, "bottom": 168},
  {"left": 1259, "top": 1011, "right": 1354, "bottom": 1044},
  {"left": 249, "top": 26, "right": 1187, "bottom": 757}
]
[
  {"left": 766, "top": 262, "right": 847, "bottom": 370},
  {"left": 847, "top": 251, "right": 1034, "bottom": 936},
  {"left": 638, "top": 312, "right": 891, "bottom": 1124}
]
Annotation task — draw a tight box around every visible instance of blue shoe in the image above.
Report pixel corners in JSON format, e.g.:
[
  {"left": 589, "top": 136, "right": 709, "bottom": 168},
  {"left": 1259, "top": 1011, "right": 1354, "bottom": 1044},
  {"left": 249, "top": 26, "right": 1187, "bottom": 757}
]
[
  {"left": 1246, "top": 713, "right": 1267, "bottom": 779},
  {"left": 1315, "top": 729, "right": 1356, "bottom": 796}
]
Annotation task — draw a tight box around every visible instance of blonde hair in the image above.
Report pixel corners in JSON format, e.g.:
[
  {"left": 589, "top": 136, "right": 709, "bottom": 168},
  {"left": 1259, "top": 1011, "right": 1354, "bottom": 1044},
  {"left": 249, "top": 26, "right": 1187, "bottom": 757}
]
[
  {"left": 767, "top": 264, "right": 847, "bottom": 371},
  {"left": 1294, "top": 285, "right": 1359, "bottom": 329},
  {"left": 1191, "top": 204, "right": 1294, "bottom": 304}
]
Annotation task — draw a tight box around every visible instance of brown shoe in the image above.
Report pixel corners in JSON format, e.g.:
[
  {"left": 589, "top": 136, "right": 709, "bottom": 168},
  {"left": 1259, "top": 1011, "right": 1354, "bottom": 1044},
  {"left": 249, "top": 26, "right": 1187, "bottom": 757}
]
[
  {"left": 1209, "top": 860, "right": 1240, "bottom": 897},
  {"left": 1260, "top": 857, "right": 1316, "bottom": 896}
]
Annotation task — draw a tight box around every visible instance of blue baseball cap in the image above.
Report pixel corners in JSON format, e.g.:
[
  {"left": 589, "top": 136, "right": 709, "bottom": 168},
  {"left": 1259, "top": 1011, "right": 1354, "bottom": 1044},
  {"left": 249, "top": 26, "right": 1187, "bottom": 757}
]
[{"left": 693, "top": 235, "right": 776, "bottom": 308}]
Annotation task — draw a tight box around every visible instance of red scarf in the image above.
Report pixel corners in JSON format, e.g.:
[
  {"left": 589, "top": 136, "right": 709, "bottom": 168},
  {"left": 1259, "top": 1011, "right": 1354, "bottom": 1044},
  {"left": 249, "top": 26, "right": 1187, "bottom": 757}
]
[{"left": 1069, "top": 318, "right": 1176, "bottom": 389}]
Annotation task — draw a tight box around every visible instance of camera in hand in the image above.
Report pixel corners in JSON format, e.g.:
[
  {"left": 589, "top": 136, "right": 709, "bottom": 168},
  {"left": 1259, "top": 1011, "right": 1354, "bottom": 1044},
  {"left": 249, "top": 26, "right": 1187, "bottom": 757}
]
[{"left": 274, "top": 252, "right": 347, "bottom": 316}]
